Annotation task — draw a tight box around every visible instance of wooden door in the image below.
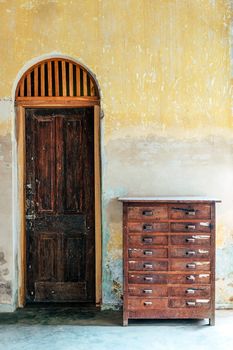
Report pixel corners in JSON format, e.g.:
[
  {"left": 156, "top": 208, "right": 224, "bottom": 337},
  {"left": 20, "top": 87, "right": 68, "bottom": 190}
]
[{"left": 25, "top": 108, "right": 95, "bottom": 303}]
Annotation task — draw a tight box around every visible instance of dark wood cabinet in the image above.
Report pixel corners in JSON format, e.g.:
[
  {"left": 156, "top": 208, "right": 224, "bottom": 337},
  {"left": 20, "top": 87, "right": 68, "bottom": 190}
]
[{"left": 119, "top": 197, "right": 220, "bottom": 326}]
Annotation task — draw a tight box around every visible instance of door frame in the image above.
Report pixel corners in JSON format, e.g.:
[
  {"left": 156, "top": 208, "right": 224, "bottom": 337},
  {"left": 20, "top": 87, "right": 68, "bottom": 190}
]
[{"left": 16, "top": 101, "right": 102, "bottom": 306}]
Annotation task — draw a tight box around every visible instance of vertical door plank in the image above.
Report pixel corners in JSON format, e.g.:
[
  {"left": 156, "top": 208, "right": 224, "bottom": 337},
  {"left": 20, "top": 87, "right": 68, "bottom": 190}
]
[
  {"left": 48, "top": 61, "right": 52, "bottom": 96},
  {"left": 41, "top": 63, "right": 45, "bottom": 97},
  {"left": 35, "top": 117, "right": 56, "bottom": 213},
  {"left": 62, "top": 61, "right": 67, "bottom": 96},
  {"left": 55, "top": 117, "right": 63, "bottom": 213},
  {"left": 83, "top": 70, "right": 88, "bottom": 96},
  {"left": 69, "top": 63, "right": 73, "bottom": 97},
  {"left": 27, "top": 74, "right": 31, "bottom": 97},
  {"left": 34, "top": 67, "right": 38, "bottom": 97},
  {"left": 76, "top": 66, "right": 80, "bottom": 96},
  {"left": 55, "top": 61, "right": 59, "bottom": 96}
]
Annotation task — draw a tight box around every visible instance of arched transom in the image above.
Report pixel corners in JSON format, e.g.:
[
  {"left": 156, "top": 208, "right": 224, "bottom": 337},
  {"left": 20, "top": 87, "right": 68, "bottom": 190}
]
[{"left": 16, "top": 58, "right": 99, "bottom": 101}]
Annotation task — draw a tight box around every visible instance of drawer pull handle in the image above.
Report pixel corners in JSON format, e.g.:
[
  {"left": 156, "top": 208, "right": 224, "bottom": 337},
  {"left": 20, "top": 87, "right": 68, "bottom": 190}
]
[
  {"left": 186, "top": 263, "right": 196, "bottom": 269},
  {"left": 199, "top": 274, "right": 209, "bottom": 278},
  {"left": 186, "top": 275, "right": 195, "bottom": 281},
  {"left": 144, "top": 263, "right": 153, "bottom": 269},
  {"left": 144, "top": 301, "right": 152, "bottom": 306},
  {"left": 186, "top": 287, "right": 206, "bottom": 294},
  {"left": 186, "top": 210, "right": 196, "bottom": 216},
  {"left": 142, "top": 237, "right": 153, "bottom": 243},
  {"left": 186, "top": 288, "right": 196, "bottom": 294},
  {"left": 186, "top": 250, "right": 196, "bottom": 256},
  {"left": 198, "top": 249, "right": 209, "bottom": 254},
  {"left": 186, "top": 301, "right": 196, "bottom": 306},
  {"left": 186, "top": 237, "right": 195, "bottom": 243},
  {"left": 195, "top": 262, "right": 210, "bottom": 266},
  {"left": 186, "top": 225, "right": 196, "bottom": 230},
  {"left": 196, "top": 299, "right": 210, "bottom": 304},
  {"left": 143, "top": 224, "right": 153, "bottom": 231},
  {"left": 143, "top": 289, "right": 153, "bottom": 294},
  {"left": 193, "top": 235, "right": 210, "bottom": 240},
  {"left": 142, "top": 210, "right": 153, "bottom": 216},
  {"left": 200, "top": 222, "right": 211, "bottom": 227},
  {"left": 144, "top": 250, "right": 153, "bottom": 256},
  {"left": 144, "top": 277, "right": 153, "bottom": 282}
]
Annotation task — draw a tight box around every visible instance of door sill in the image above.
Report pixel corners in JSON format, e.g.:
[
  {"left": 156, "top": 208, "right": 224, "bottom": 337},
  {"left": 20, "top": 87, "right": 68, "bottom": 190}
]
[{"left": 24, "top": 302, "right": 100, "bottom": 310}]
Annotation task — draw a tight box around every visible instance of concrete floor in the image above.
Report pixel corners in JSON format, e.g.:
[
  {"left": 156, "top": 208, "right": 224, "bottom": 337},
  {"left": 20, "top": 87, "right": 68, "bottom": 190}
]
[{"left": 0, "top": 307, "right": 232, "bottom": 350}]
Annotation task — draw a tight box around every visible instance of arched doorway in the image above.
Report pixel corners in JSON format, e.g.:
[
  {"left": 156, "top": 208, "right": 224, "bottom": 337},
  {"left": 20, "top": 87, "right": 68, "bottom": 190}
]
[{"left": 15, "top": 57, "right": 101, "bottom": 306}]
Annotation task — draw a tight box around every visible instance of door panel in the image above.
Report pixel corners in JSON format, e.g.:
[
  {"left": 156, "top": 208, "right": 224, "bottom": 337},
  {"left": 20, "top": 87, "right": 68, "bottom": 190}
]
[
  {"left": 35, "top": 117, "right": 56, "bottom": 213},
  {"left": 26, "top": 108, "right": 95, "bottom": 303},
  {"left": 37, "top": 232, "right": 60, "bottom": 281},
  {"left": 63, "top": 119, "right": 83, "bottom": 213}
]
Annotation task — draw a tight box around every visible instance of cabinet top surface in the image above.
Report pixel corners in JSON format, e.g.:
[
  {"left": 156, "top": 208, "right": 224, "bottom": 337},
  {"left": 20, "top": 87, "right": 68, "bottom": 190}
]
[{"left": 118, "top": 196, "right": 221, "bottom": 203}]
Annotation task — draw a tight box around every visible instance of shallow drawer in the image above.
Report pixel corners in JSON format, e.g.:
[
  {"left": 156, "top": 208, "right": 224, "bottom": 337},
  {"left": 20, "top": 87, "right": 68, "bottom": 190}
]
[
  {"left": 128, "top": 273, "right": 168, "bottom": 284},
  {"left": 170, "top": 260, "right": 210, "bottom": 271},
  {"left": 169, "top": 273, "right": 210, "bottom": 284},
  {"left": 129, "top": 285, "right": 168, "bottom": 297},
  {"left": 171, "top": 235, "right": 210, "bottom": 246},
  {"left": 169, "top": 285, "right": 211, "bottom": 298},
  {"left": 128, "top": 234, "right": 168, "bottom": 246},
  {"left": 169, "top": 298, "right": 210, "bottom": 309},
  {"left": 169, "top": 204, "right": 211, "bottom": 220},
  {"left": 170, "top": 222, "right": 211, "bottom": 233},
  {"left": 128, "top": 222, "right": 169, "bottom": 233},
  {"left": 170, "top": 247, "right": 210, "bottom": 259},
  {"left": 128, "top": 248, "right": 168, "bottom": 258},
  {"left": 128, "top": 297, "right": 168, "bottom": 310},
  {"left": 128, "top": 260, "right": 168, "bottom": 271},
  {"left": 127, "top": 206, "right": 168, "bottom": 221}
]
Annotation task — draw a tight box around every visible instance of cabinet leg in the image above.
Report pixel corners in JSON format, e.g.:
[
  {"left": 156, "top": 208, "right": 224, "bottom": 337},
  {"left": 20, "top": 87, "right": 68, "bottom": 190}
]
[
  {"left": 209, "top": 317, "right": 215, "bottom": 326},
  {"left": 123, "top": 312, "right": 128, "bottom": 326}
]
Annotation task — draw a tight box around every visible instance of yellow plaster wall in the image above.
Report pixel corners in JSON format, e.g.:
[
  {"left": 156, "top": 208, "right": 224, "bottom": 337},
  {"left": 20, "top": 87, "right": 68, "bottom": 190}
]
[
  {"left": 0, "top": 0, "right": 232, "bottom": 134},
  {"left": 0, "top": 0, "right": 232, "bottom": 308}
]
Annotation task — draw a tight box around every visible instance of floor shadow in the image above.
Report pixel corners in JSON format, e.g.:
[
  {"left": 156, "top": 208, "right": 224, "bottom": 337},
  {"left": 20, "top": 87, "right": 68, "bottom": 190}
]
[{"left": 0, "top": 306, "right": 122, "bottom": 326}]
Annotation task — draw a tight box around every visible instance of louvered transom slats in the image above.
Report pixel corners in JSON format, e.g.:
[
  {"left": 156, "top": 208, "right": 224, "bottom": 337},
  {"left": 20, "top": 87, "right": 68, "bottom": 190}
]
[{"left": 16, "top": 59, "right": 99, "bottom": 100}]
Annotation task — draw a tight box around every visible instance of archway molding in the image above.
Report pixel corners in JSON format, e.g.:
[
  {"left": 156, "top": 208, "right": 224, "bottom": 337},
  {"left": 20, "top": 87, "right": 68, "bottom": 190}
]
[{"left": 14, "top": 55, "right": 102, "bottom": 307}]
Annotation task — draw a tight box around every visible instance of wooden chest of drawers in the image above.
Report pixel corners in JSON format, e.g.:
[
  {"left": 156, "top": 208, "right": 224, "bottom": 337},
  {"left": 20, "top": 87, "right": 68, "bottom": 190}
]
[{"left": 119, "top": 197, "right": 220, "bottom": 326}]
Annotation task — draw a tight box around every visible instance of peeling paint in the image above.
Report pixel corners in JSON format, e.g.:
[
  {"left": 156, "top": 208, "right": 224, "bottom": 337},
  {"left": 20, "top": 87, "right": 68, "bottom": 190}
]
[
  {"left": 0, "top": 132, "right": 13, "bottom": 305},
  {"left": 0, "top": 251, "right": 12, "bottom": 303},
  {"left": 111, "top": 280, "right": 122, "bottom": 301}
]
